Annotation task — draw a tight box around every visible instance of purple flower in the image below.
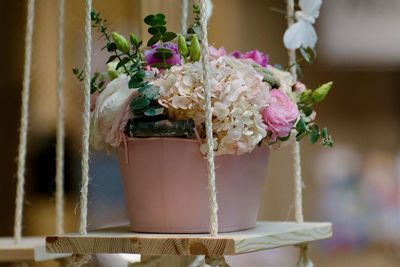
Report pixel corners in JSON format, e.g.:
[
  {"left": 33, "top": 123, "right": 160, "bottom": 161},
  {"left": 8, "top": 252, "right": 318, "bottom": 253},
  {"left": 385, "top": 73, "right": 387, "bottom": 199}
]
[
  {"left": 242, "top": 50, "right": 268, "bottom": 67},
  {"left": 144, "top": 43, "right": 181, "bottom": 67},
  {"left": 229, "top": 50, "right": 269, "bottom": 67},
  {"left": 230, "top": 50, "right": 242, "bottom": 59}
]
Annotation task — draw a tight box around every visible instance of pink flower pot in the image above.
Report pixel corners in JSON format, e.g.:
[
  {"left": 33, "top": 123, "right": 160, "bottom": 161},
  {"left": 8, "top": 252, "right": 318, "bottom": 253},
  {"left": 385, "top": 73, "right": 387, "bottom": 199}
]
[{"left": 117, "top": 138, "right": 269, "bottom": 233}]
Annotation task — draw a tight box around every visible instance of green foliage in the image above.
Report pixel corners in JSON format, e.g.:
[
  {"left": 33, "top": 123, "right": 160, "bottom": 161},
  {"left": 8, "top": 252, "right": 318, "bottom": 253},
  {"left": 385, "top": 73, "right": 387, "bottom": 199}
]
[
  {"left": 299, "top": 47, "right": 316, "bottom": 64},
  {"left": 72, "top": 68, "right": 84, "bottom": 82},
  {"left": 144, "top": 14, "right": 177, "bottom": 47},
  {"left": 187, "top": 4, "right": 201, "bottom": 36}
]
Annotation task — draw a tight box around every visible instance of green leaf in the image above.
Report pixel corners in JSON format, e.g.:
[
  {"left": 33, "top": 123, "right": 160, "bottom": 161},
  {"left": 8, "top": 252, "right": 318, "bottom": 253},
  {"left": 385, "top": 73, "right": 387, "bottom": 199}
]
[
  {"left": 295, "top": 118, "right": 307, "bottom": 133},
  {"left": 129, "top": 78, "right": 144, "bottom": 89},
  {"left": 144, "top": 106, "right": 164, "bottom": 116},
  {"left": 144, "top": 15, "right": 157, "bottom": 26},
  {"left": 308, "top": 129, "right": 320, "bottom": 144},
  {"left": 150, "top": 62, "right": 170, "bottom": 69},
  {"left": 321, "top": 127, "right": 328, "bottom": 138},
  {"left": 154, "top": 48, "right": 173, "bottom": 59},
  {"left": 155, "top": 13, "right": 166, "bottom": 21},
  {"left": 106, "top": 42, "right": 117, "bottom": 52},
  {"left": 106, "top": 55, "right": 118, "bottom": 64},
  {"left": 148, "top": 26, "right": 167, "bottom": 35},
  {"left": 302, "top": 106, "right": 313, "bottom": 117},
  {"left": 161, "top": 32, "right": 177, "bottom": 42},
  {"left": 116, "top": 57, "right": 130, "bottom": 70},
  {"left": 147, "top": 34, "right": 161, "bottom": 46},
  {"left": 278, "top": 133, "right": 291, "bottom": 142},
  {"left": 300, "top": 47, "right": 317, "bottom": 64},
  {"left": 140, "top": 85, "right": 160, "bottom": 100},
  {"left": 131, "top": 95, "right": 150, "bottom": 111}
]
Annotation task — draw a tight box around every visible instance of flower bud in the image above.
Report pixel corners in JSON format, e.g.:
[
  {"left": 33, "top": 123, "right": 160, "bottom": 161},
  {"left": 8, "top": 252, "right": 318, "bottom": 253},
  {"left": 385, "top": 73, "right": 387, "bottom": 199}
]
[
  {"left": 112, "top": 32, "right": 130, "bottom": 53},
  {"left": 189, "top": 35, "right": 201, "bottom": 61},
  {"left": 130, "top": 32, "right": 139, "bottom": 47},
  {"left": 106, "top": 62, "right": 119, "bottom": 80},
  {"left": 177, "top": 34, "right": 188, "bottom": 57},
  {"left": 300, "top": 89, "right": 313, "bottom": 105},
  {"left": 312, "top": 81, "right": 333, "bottom": 102}
]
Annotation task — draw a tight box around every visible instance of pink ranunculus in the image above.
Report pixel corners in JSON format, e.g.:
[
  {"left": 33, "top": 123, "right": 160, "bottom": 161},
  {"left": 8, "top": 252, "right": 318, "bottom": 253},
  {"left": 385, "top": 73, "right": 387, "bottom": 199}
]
[
  {"left": 262, "top": 89, "right": 299, "bottom": 141},
  {"left": 209, "top": 46, "right": 227, "bottom": 59},
  {"left": 243, "top": 50, "right": 269, "bottom": 67},
  {"left": 229, "top": 50, "right": 242, "bottom": 59}
]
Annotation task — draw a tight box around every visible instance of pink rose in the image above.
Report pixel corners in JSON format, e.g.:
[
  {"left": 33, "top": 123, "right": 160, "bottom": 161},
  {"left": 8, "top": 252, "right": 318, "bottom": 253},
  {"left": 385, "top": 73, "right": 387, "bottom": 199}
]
[
  {"left": 243, "top": 50, "right": 268, "bottom": 67},
  {"left": 262, "top": 89, "right": 299, "bottom": 141},
  {"left": 209, "top": 46, "right": 227, "bottom": 59}
]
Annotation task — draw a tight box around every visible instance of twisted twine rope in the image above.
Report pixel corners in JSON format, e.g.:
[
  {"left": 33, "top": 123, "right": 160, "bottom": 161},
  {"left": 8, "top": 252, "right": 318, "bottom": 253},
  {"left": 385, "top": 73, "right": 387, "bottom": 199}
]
[
  {"left": 14, "top": 0, "right": 35, "bottom": 245},
  {"left": 55, "top": 0, "right": 65, "bottom": 235},
  {"left": 286, "top": 0, "right": 312, "bottom": 266},
  {"left": 181, "top": 0, "right": 189, "bottom": 34},
  {"left": 286, "top": 0, "right": 303, "bottom": 226},
  {"left": 79, "top": 0, "right": 92, "bottom": 237},
  {"left": 205, "top": 256, "right": 230, "bottom": 267},
  {"left": 199, "top": 0, "right": 218, "bottom": 237}
]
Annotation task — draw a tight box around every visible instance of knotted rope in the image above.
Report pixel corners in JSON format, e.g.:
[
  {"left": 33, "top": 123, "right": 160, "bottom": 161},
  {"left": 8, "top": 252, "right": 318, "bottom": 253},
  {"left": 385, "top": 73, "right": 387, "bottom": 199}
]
[
  {"left": 14, "top": 0, "right": 35, "bottom": 245},
  {"left": 181, "top": 0, "right": 189, "bottom": 34},
  {"left": 55, "top": 0, "right": 65, "bottom": 235},
  {"left": 286, "top": 0, "right": 312, "bottom": 266},
  {"left": 199, "top": 0, "right": 218, "bottom": 237}
]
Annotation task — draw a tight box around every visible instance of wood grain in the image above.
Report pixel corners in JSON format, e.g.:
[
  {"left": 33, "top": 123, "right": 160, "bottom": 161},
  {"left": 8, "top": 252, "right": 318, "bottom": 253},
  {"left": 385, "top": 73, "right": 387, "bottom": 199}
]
[
  {"left": 46, "top": 222, "right": 332, "bottom": 256},
  {"left": 0, "top": 237, "right": 70, "bottom": 262}
]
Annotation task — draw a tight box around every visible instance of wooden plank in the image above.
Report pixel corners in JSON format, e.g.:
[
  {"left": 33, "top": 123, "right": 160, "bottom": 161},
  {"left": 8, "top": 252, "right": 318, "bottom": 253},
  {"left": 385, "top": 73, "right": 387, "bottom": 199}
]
[
  {"left": 0, "top": 237, "right": 70, "bottom": 262},
  {"left": 46, "top": 222, "right": 332, "bottom": 256}
]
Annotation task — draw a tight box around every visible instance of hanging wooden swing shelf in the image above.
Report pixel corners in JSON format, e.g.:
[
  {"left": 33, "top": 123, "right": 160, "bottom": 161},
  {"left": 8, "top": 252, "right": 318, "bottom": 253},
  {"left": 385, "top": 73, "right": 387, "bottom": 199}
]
[
  {"left": 0, "top": 237, "right": 70, "bottom": 262},
  {"left": 45, "top": 221, "right": 332, "bottom": 256}
]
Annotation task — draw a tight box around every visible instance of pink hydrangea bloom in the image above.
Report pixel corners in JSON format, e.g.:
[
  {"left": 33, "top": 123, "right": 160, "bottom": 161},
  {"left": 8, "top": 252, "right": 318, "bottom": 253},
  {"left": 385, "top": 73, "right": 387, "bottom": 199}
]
[{"left": 262, "top": 89, "right": 299, "bottom": 141}]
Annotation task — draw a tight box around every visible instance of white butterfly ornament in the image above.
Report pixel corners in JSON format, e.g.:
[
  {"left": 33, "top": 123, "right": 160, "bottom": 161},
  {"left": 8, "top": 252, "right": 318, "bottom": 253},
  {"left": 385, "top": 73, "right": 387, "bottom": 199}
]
[{"left": 283, "top": 0, "right": 323, "bottom": 50}]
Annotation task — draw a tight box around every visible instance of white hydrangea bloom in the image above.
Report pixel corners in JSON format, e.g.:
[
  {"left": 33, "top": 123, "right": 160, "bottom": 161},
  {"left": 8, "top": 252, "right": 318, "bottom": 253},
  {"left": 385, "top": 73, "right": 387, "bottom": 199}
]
[{"left": 152, "top": 56, "right": 271, "bottom": 155}]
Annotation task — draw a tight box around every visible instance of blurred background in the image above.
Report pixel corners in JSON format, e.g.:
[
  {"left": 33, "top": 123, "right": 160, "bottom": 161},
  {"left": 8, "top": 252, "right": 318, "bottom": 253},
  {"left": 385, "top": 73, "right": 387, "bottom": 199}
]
[{"left": 0, "top": 0, "right": 399, "bottom": 266}]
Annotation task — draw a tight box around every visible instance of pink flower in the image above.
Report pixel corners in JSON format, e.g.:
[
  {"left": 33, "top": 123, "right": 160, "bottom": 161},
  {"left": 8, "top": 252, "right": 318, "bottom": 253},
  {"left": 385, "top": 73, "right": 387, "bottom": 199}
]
[
  {"left": 243, "top": 50, "right": 268, "bottom": 67},
  {"left": 209, "top": 46, "right": 227, "bottom": 59},
  {"left": 262, "top": 89, "right": 299, "bottom": 141}
]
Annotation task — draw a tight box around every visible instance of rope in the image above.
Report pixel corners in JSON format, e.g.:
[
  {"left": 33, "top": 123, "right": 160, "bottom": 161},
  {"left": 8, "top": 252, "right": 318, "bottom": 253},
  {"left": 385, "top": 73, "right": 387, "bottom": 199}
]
[
  {"left": 286, "top": 1, "right": 312, "bottom": 266},
  {"left": 205, "top": 256, "right": 230, "bottom": 267},
  {"left": 55, "top": 0, "right": 65, "bottom": 235},
  {"left": 79, "top": 0, "right": 92, "bottom": 236},
  {"left": 286, "top": 0, "right": 303, "bottom": 225},
  {"left": 293, "top": 142, "right": 304, "bottom": 223},
  {"left": 181, "top": 0, "right": 189, "bottom": 34},
  {"left": 296, "top": 244, "right": 314, "bottom": 267},
  {"left": 199, "top": 0, "right": 218, "bottom": 237},
  {"left": 14, "top": 0, "right": 35, "bottom": 245}
]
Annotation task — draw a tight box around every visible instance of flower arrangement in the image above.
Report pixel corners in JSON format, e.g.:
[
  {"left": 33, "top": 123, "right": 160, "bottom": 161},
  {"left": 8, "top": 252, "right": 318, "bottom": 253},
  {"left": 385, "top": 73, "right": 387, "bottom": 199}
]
[{"left": 75, "top": 7, "right": 333, "bottom": 156}]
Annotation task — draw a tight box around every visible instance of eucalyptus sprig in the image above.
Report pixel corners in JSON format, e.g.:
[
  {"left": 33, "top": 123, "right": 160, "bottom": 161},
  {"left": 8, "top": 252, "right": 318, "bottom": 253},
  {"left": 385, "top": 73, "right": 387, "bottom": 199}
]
[
  {"left": 144, "top": 14, "right": 177, "bottom": 46},
  {"left": 187, "top": 4, "right": 201, "bottom": 36},
  {"left": 292, "top": 81, "right": 334, "bottom": 147}
]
